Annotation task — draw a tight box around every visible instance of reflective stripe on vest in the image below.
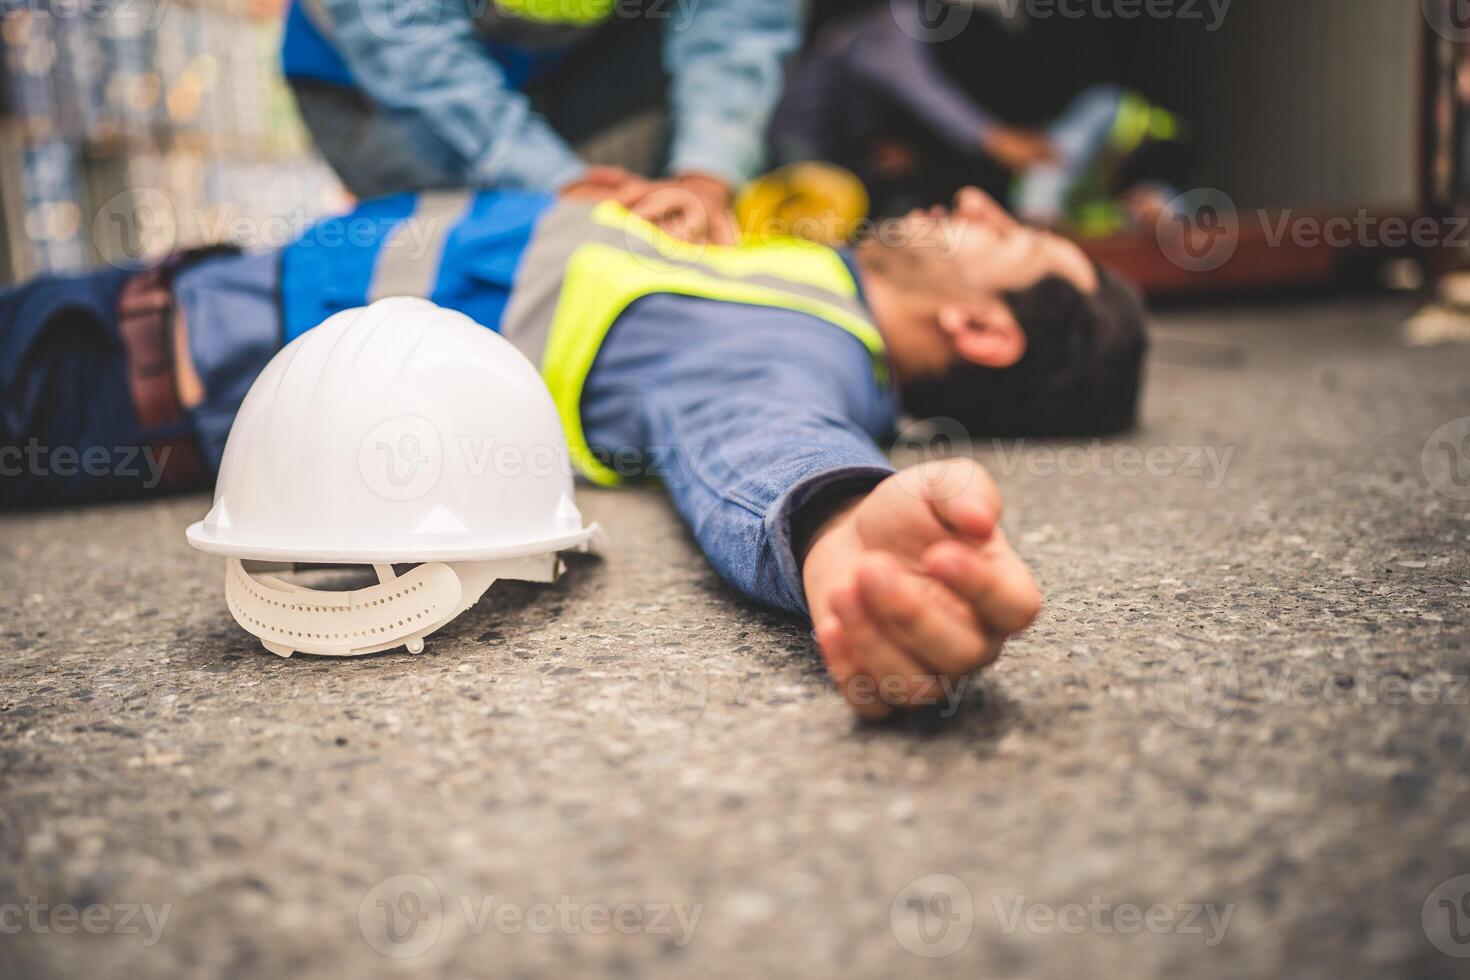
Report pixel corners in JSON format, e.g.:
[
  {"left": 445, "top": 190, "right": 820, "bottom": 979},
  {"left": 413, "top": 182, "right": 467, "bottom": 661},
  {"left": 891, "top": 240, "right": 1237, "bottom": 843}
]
[
  {"left": 368, "top": 190, "right": 475, "bottom": 303},
  {"left": 297, "top": 0, "right": 613, "bottom": 35},
  {"left": 493, "top": 0, "right": 615, "bottom": 24},
  {"left": 283, "top": 0, "right": 606, "bottom": 87},
  {"left": 280, "top": 190, "right": 550, "bottom": 345},
  {"left": 501, "top": 200, "right": 888, "bottom": 486}
]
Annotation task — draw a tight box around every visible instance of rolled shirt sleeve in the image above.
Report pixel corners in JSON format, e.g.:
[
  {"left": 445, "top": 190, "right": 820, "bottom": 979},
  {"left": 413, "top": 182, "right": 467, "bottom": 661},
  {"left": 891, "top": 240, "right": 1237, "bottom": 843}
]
[
  {"left": 318, "top": 0, "right": 587, "bottom": 191},
  {"left": 662, "top": 0, "right": 801, "bottom": 185},
  {"left": 639, "top": 362, "right": 895, "bottom": 617}
]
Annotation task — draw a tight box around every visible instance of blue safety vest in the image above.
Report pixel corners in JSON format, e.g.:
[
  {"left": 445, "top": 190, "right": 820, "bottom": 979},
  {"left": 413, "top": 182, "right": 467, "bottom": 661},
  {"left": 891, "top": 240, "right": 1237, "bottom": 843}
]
[{"left": 280, "top": 190, "right": 555, "bottom": 343}]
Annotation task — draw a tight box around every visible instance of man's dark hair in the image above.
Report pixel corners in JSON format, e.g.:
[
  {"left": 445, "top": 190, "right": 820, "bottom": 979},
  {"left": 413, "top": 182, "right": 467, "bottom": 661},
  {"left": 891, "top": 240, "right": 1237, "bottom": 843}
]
[{"left": 901, "top": 268, "right": 1149, "bottom": 437}]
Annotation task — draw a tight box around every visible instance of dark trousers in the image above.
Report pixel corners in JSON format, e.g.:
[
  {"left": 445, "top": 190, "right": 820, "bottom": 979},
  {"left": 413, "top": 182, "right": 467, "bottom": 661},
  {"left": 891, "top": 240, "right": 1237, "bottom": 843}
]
[{"left": 0, "top": 267, "right": 165, "bottom": 505}]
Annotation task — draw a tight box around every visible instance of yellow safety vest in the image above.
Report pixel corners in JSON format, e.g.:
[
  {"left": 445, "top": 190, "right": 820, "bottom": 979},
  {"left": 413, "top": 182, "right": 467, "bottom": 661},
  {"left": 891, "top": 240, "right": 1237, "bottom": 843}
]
[
  {"left": 501, "top": 200, "right": 888, "bottom": 486},
  {"left": 299, "top": 0, "right": 615, "bottom": 62},
  {"left": 492, "top": 0, "right": 615, "bottom": 24}
]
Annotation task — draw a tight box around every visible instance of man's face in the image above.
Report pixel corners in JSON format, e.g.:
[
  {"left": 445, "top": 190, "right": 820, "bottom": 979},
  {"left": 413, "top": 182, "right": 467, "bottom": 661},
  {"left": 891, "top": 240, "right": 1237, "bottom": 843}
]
[{"left": 887, "top": 188, "right": 1092, "bottom": 297}]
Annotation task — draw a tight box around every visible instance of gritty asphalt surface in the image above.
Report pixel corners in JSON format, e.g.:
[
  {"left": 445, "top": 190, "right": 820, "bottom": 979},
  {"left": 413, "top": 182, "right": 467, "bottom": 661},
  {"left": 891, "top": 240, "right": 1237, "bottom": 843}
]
[{"left": 2, "top": 295, "right": 1469, "bottom": 980}]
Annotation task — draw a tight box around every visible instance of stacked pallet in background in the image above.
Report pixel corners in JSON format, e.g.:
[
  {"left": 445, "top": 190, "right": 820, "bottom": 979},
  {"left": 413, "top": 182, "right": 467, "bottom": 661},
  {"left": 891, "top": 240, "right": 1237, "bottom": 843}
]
[{"left": 0, "top": 0, "right": 349, "bottom": 282}]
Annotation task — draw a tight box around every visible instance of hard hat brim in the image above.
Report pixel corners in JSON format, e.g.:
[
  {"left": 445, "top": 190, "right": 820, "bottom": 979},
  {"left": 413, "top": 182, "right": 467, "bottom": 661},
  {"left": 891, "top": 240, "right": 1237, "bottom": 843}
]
[{"left": 185, "top": 521, "right": 602, "bottom": 565}]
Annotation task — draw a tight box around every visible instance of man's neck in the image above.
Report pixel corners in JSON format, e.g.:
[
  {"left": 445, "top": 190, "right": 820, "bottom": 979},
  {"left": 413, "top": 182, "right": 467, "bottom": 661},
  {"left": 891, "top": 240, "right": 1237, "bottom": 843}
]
[{"left": 850, "top": 248, "right": 930, "bottom": 386}]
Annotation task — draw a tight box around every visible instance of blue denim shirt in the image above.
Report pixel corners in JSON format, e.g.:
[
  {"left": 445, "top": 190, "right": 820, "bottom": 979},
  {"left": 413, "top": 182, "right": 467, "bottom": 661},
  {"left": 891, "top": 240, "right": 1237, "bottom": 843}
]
[
  {"left": 581, "top": 288, "right": 899, "bottom": 616},
  {"left": 175, "top": 250, "right": 898, "bottom": 620},
  {"left": 294, "top": 0, "right": 798, "bottom": 189}
]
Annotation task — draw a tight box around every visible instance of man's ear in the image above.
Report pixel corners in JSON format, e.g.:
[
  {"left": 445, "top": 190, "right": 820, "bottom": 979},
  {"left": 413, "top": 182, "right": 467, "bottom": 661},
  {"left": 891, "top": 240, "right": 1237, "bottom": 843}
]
[{"left": 936, "top": 299, "right": 1026, "bottom": 368}]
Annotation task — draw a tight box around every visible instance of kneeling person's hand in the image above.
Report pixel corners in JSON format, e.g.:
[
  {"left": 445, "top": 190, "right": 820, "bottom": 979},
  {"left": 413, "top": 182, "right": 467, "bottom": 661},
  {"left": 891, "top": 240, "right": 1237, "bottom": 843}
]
[
  {"left": 625, "top": 173, "right": 738, "bottom": 245},
  {"left": 801, "top": 459, "right": 1042, "bottom": 719}
]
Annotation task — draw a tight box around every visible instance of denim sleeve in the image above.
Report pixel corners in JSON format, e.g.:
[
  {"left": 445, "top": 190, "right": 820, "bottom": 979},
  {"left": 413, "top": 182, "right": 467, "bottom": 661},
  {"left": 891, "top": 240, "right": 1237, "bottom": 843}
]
[
  {"left": 662, "top": 0, "right": 800, "bottom": 185},
  {"left": 318, "top": 0, "right": 586, "bottom": 191},
  {"left": 623, "top": 327, "right": 896, "bottom": 618},
  {"left": 174, "top": 250, "right": 286, "bottom": 472},
  {"left": 846, "top": 3, "right": 996, "bottom": 150}
]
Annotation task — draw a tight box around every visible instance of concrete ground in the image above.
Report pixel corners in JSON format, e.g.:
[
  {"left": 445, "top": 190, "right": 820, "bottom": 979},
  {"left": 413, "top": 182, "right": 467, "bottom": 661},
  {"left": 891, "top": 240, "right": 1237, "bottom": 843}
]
[{"left": 2, "top": 296, "right": 1469, "bottom": 980}]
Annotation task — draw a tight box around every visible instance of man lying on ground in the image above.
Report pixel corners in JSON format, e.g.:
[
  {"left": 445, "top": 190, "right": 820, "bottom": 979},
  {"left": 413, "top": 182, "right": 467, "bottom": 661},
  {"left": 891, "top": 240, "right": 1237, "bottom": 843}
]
[{"left": 0, "top": 185, "right": 1147, "bottom": 718}]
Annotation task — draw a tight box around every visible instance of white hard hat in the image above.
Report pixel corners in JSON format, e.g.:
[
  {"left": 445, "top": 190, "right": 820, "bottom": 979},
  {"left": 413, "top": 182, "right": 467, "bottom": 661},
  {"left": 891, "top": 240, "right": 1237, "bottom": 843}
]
[{"left": 186, "top": 297, "right": 604, "bottom": 658}]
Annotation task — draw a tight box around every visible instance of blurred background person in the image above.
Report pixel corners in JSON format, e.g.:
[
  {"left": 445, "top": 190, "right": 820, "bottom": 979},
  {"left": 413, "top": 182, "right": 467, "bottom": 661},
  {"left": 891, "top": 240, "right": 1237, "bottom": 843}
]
[
  {"left": 769, "top": 0, "right": 1184, "bottom": 232},
  {"left": 771, "top": 0, "right": 1048, "bottom": 214}
]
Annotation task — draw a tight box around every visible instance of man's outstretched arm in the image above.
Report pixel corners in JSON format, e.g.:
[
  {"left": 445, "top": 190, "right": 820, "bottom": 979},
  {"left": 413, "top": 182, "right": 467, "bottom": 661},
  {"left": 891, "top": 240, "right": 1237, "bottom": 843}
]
[
  {"left": 583, "top": 301, "right": 1041, "bottom": 717},
  {"left": 625, "top": 318, "right": 898, "bottom": 618}
]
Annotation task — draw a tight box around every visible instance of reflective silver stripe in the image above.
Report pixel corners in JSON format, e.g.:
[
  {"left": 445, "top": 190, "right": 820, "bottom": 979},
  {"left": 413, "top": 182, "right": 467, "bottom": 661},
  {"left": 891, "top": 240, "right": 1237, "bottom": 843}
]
[
  {"left": 300, "top": 0, "right": 335, "bottom": 37},
  {"left": 500, "top": 200, "right": 875, "bottom": 366},
  {"left": 368, "top": 190, "right": 473, "bottom": 303},
  {"left": 500, "top": 200, "right": 597, "bottom": 365}
]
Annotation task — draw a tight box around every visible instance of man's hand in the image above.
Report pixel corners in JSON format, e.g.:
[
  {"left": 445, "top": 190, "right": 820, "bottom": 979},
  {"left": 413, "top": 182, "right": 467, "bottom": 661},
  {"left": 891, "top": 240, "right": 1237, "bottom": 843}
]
[
  {"left": 982, "top": 127, "right": 1058, "bottom": 171},
  {"left": 561, "top": 168, "right": 737, "bottom": 244},
  {"left": 558, "top": 165, "right": 651, "bottom": 202},
  {"left": 626, "top": 172, "right": 738, "bottom": 245},
  {"left": 801, "top": 459, "right": 1042, "bottom": 719}
]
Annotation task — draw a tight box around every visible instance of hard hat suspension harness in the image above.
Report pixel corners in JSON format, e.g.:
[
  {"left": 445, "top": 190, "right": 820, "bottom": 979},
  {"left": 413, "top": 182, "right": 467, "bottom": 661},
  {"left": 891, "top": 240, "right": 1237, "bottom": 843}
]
[{"left": 225, "top": 554, "right": 567, "bottom": 658}]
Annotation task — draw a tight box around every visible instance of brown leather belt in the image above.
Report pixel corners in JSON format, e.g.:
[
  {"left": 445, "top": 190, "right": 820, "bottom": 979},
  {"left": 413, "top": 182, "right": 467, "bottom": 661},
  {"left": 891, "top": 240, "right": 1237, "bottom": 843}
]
[{"left": 115, "top": 253, "right": 225, "bottom": 491}]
